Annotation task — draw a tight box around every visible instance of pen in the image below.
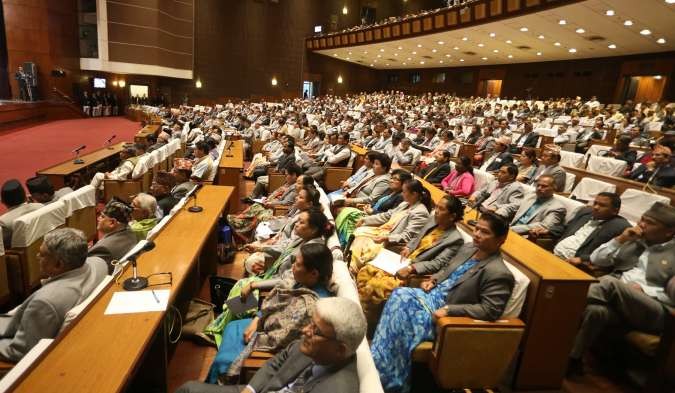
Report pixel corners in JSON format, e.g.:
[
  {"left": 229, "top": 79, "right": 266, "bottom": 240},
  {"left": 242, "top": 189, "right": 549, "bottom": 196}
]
[{"left": 151, "top": 290, "right": 160, "bottom": 303}]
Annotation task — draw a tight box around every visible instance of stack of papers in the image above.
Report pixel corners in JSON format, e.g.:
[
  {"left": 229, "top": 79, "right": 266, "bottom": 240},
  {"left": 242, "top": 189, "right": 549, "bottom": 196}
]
[
  {"left": 104, "top": 289, "right": 170, "bottom": 315},
  {"left": 370, "top": 248, "right": 410, "bottom": 276}
]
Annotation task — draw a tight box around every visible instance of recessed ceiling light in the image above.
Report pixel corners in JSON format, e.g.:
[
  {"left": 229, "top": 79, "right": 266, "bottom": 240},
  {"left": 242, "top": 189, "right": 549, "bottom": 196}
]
[
  {"left": 445, "top": 54, "right": 451, "bottom": 57},
  {"left": 667, "top": 0, "right": 675, "bottom": 4},
  {"left": 481, "top": 57, "right": 488, "bottom": 60},
  {"left": 538, "top": 35, "right": 545, "bottom": 39},
  {"left": 348, "top": 52, "right": 352, "bottom": 55},
  {"left": 432, "top": 49, "right": 437, "bottom": 53},
  {"left": 419, "top": 61, "right": 425, "bottom": 64},
  {"left": 559, "top": 19, "right": 567, "bottom": 25},
  {"left": 438, "top": 41, "right": 444, "bottom": 45},
  {"left": 439, "top": 60, "right": 444, "bottom": 63},
  {"left": 459, "top": 59, "right": 465, "bottom": 62},
  {"left": 520, "top": 27, "right": 528, "bottom": 32},
  {"left": 640, "top": 29, "right": 651, "bottom": 35},
  {"left": 377, "top": 54, "right": 381, "bottom": 58},
  {"left": 608, "top": 44, "right": 617, "bottom": 49},
  {"left": 397, "top": 46, "right": 402, "bottom": 50},
  {"left": 477, "top": 43, "right": 484, "bottom": 47},
  {"left": 657, "top": 38, "right": 666, "bottom": 44},
  {"left": 606, "top": 10, "right": 615, "bottom": 16},
  {"left": 506, "top": 40, "right": 512, "bottom": 44},
  {"left": 462, "top": 37, "right": 468, "bottom": 41},
  {"left": 373, "top": 59, "right": 377, "bottom": 62},
  {"left": 554, "top": 42, "right": 561, "bottom": 46},
  {"left": 380, "top": 48, "right": 385, "bottom": 52},
  {"left": 624, "top": 20, "right": 633, "bottom": 26},
  {"left": 569, "top": 48, "right": 577, "bottom": 53},
  {"left": 453, "top": 46, "right": 460, "bottom": 50},
  {"left": 417, "top": 44, "right": 422, "bottom": 48},
  {"left": 385, "top": 63, "right": 389, "bottom": 66},
  {"left": 493, "top": 49, "right": 499, "bottom": 53},
  {"left": 536, "top": 52, "right": 542, "bottom": 56},
  {"left": 333, "top": 54, "right": 338, "bottom": 57},
  {"left": 402, "top": 62, "right": 406, "bottom": 65},
  {"left": 370, "top": 64, "right": 373, "bottom": 66},
  {"left": 508, "top": 54, "right": 513, "bottom": 58},
  {"left": 364, "top": 51, "right": 368, "bottom": 54},
  {"left": 575, "top": 28, "right": 585, "bottom": 34},
  {"left": 407, "top": 57, "right": 411, "bottom": 60},
  {"left": 489, "top": 32, "right": 496, "bottom": 37},
  {"left": 412, "top": 51, "right": 417, "bottom": 54},
  {"left": 346, "top": 57, "right": 350, "bottom": 60},
  {"left": 654, "top": 75, "right": 663, "bottom": 79},
  {"left": 394, "top": 53, "right": 398, "bottom": 56}
]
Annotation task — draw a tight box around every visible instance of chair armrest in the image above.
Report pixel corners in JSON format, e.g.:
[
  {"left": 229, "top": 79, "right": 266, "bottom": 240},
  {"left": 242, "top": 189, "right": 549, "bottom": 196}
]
[
  {"left": 436, "top": 317, "right": 525, "bottom": 330},
  {"left": 0, "top": 360, "right": 14, "bottom": 371}
]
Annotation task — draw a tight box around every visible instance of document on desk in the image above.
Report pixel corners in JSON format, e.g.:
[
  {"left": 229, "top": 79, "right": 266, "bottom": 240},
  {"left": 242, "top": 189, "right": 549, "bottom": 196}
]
[
  {"left": 104, "top": 290, "right": 170, "bottom": 315},
  {"left": 370, "top": 248, "right": 410, "bottom": 276}
]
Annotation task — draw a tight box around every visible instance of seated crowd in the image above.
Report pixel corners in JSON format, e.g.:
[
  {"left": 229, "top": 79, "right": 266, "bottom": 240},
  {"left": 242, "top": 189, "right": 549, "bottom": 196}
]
[{"left": 0, "top": 92, "right": 673, "bottom": 393}]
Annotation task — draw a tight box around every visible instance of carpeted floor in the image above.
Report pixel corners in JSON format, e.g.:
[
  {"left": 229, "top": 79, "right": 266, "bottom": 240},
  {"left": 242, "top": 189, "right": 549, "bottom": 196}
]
[{"left": 0, "top": 117, "right": 141, "bottom": 213}]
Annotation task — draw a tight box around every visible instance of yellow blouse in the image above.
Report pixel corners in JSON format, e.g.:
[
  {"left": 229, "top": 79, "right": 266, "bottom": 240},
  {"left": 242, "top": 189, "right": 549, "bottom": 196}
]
[{"left": 408, "top": 227, "right": 445, "bottom": 260}]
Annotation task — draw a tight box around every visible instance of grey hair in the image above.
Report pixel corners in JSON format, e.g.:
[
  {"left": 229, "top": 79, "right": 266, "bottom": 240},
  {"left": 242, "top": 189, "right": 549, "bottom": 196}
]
[
  {"left": 43, "top": 228, "right": 88, "bottom": 270},
  {"left": 315, "top": 297, "right": 366, "bottom": 356},
  {"left": 134, "top": 193, "right": 157, "bottom": 217}
]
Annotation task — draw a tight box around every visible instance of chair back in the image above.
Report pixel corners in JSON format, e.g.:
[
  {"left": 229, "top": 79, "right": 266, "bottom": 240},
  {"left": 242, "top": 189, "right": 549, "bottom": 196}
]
[
  {"left": 563, "top": 172, "right": 576, "bottom": 193},
  {"left": 473, "top": 170, "right": 494, "bottom": 193},
  {"left": 553, "top": 194, "right": 584, "bottom": 224},
  {"left": 586, "top": 155, "right": 627, "bottom": 177},
  {"left": 61, "top": 185, "right": 97, "bottom": 242},
  {"left": 60, "top": 275, "right": 113, "bottom": 333},
  {"left": 585, "top": 144, "right": 611, "bottom": 157},
  {"left": 619, "top": 188, "right": 670, "bottom": 225},
  {"left": 0, "top": 339, "right": 54, "bottom": 393},
  {"left": 559, "top": 151, "right": 585, "bottom": 168},
  {"left": 131, "top": 154, "right": 155, "bottom": 179},
  {"left": 570, "top": 178, "right": 616, "bottom": 203}
]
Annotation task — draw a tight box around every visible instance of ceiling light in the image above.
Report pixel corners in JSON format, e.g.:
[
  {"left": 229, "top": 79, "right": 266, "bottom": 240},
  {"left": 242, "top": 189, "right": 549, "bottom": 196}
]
[
  {"left": 385, "top": 63, "right": 389, "bottom": 66},
  {"left": 346, "top": 57, "right": 350, "bottom": 60},
  {"left": 569, "top": 48, "right": 577, "bottom": 53},
  {"left": 654, "top": 75, "right": 663, "bottom": 79},
  {"left": 538, "top": 35, "right": 545, "bottom": 39},
  {"left": 459, "top": 59, "right": 465, "bottom": 62},
  {"left": 374, "top": 59, "right": 377, "bottom": 62},
  {"left": 348, "top": 52, "right": 352, "bottom": 55},
  {"left": 407, "top": 57, "right": 411, "bottom": 60},
  {"left": 608, "top": 44, "right": 616, "bottom": 49},
  {"left": 520, "top": 27, "right": 528, "bottom": 32},
  {"left": 333, "top": 53, "right": 338, "bottom": 57},
  {"left": 493, "top": 49, "right": 499, "bottom": 53},
  {"left": 657, "top": 38, "right": 666, "bottom": 44},
  {"left": 402, "top": 62, "right": 406, "bottom": 65},
  {"left": 453, "top": 46, "right": 460, "bottom": 50},
  {"left": 481, "top": 57, "right": 488, "bottom": 60},
  {"left": 489, "top": 32, "right": 496, "bottom": 37},
  {"left": 554, "top": 42, "right": 561, "bottom": 46},
  {"left": 536, "top": 52, "right": 542, "bottom": 56},
  {"left": 417, "top": 44, "right": 422, "bottom": 48},
  {"left": 195, "top": 80, "right": 202, "bottom": 88},
  {"left": 605, "top": 10, "right": 615, "bottom": 16},
  {"left": 478, "top": 43, "right": 484, "bottom": 47},
  {"left": 364, "top": 51, "right": 368, "bottom": 54},
  {"left": 380, "top": 48, "right": 385, "bottom": 52},
  {"left": 394, "top": 53, "right": 398, "bottom": 56},
  {"left": 640, "top": 29, "right": 651, "bottom": 35},
  {"left": 370, "top": 64, "right": 374, "bottom": 67},
  {"left": 559, "top": 19, "right": 566, "bottom": 25},
  {"left": 508, "top": 54, "right": 513, "bottom": 58},
  {"left": 337, "top": 75, "right": 343, "bottom": 83},
  {"left": 506, "top": 40, "right": 512, "bottom": 44},
  {"left": 342, "top": 6, "right": 348, "bottom": 15},
  {"left": 438, "top": 41, "right": 444, "bottom": 45},
  {"left": 667, "top": 0, "right": 675, "bottom": 4},
  {"left": 412, "top": 51, "right": 417, "bottom": 54},
  {"left": 419, "top": 61, "right": 425, "bottom": 64},
  {"left": 397, "top": 46, "right": 403, "bottom": 50},
  {"left": 377, "top": 54, "right": 381, "bottom": 58},
  {"left": 432, "top": 49, "right": 437, "bottom": 53},
  {"left": 271, "top": 77, "right": 277, "bottom": 86},
  {"left": 445, "top": 54, "right": 451, "bottom": 57},
  {"left": 439, "top": 60, "right": 444, "bottom": 63},
  {"left": 462, "top": 37, "right": 468, "bottom": 41},
  {"left": 575, "top": 28, "right": 585, "bottom": 34},
  {"left": 624, "top": 20, "right": 633, "bottom": 26}
]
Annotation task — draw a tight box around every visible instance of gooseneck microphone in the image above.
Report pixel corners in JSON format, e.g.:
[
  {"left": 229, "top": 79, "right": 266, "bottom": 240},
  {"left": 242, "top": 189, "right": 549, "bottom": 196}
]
[
  {"left": 122, "top": 241, "right": 156, "bottom": 291},
  {"left": 72, "top": 145, "right": 86, "bottom": 164},
  {"left": 188, "top": 183, "right": 204, "bottom": 213},
  {"left": 105, "top": 134, "right": 117, "bottom": 149}
]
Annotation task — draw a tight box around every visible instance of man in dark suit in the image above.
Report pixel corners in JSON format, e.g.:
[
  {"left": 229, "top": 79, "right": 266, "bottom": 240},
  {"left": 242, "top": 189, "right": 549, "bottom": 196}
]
[
  {"left": 511, "top": 122, "right": 540, "bottom": 154},
  {"left": 482, "top": 136, "right": 514, "bottom": 172},
  {"left": 550, "top": 192, "right": 630, "bottom": 267},
  {"left": 176, "top": 297, "right": 367, "bottom": 393},
  {"left": 419, "top": 150, "right": 452, "bottom": 183},
  {"left": 628, "top": 144, "right": 675, "bottom": 188},
  {"left": 88, "top": 200, "right": 138, "bottom": 273}
]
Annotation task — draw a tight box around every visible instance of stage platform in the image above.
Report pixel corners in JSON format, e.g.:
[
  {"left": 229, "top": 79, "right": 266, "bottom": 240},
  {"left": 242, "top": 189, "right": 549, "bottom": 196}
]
[{"left": 0, "top": 100, "right": 86, "bottom": 131}]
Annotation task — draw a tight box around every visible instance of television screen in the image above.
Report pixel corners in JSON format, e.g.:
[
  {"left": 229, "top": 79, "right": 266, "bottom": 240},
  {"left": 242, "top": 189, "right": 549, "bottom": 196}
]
[
  {"left": 314, "top": 25, "right": 322, "bottom": 33},
  {"left": 93, "top": 78, "right": 106, "bottom": 88}
]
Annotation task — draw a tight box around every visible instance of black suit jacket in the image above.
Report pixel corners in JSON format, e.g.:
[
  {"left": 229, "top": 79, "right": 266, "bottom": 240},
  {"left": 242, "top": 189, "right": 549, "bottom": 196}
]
[
  {"left": 485, "top": 152, "right": 514, "bottom": 172},
  {"left": 629, "top": 164, "right": 675, "bottom": 188},
  {"left": 558, "top": 207, "right": 631, "bottom": 261},
  {"left": 421, "top": 162, "right": 452, "bottom": 183},
  {"left": 248, "top": 341, "right": 359, "bottom": 393}
]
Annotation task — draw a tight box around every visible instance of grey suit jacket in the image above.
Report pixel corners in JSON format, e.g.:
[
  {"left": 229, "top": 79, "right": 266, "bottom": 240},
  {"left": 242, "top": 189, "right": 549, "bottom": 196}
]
[
  {"left": 0, "top": 257, "right": 108, "bottom": 362},
  {"left": 171, "top": 182, "right": 194, "bottom": 199},
  {"left": 432, "top": 244, "right": 515, "bottom": 321},
  {"left": 509, "top": 194, "right": 566, "bottom": 236},
  {"left": 349, "top": 174, "right": 391, "bottom": 205},
  {"left": 530, "top": 164, "right": 566, "bottom": 192},
  {"left": 88, "top": 227, "right": 139, "bottom": 273},
  {"left": 248, "top": 341, "right": 359, "bottom": 393},
  {"left": 0, "top": 202, "right": 44, "bottom": 247},
  {"left": 408, "top": 221, "right": 464, "bottom": 275},
  {"left": 362, "top": 201, "right": 430, "bottom": 244},
  {"left": 472, "top": 181, "right": 524, "bottom": 220}
]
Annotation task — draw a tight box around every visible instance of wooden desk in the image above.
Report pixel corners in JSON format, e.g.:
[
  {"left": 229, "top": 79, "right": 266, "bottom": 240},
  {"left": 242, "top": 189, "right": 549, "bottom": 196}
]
[
  {"left": 421, "top": 179, "right": 595, "bottom": 390},
  {"left": 216, "top": 140, "right": 244, "bottom": 213},
  {"left": 563, "top": 165, "right": 675, "bottom": 205},
  {"left": 10, "top": 185, "right": 234, "bottom": 393},
  {"left": 134, "top": 124, "right": 161, "bottom": 144},
  {"left": 36, "top": 142, "right": 127, "bottom": 189}
]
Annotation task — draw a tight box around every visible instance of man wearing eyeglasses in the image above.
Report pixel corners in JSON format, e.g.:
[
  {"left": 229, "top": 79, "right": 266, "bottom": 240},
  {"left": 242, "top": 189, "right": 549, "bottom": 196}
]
[
  {"left": 88, "top": 200, "right": 138, "bottom": 273},
  {"left": 176, "top": 297, "right": 367, "bottom": 393},
  {"left": 628, "top": 144, "right": 675, "bottom": 188}
]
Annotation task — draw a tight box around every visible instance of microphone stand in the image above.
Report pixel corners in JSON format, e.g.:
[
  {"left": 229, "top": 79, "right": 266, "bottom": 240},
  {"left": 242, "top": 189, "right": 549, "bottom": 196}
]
[
  {"left": 122, "top": 255, "right": 149, "bottom": 291},
  {"left": 188, "top": 184, "right": 204, "bottom": 213},
  {"left": 73, "top": 149, "right": 84, "bottom": 164}
]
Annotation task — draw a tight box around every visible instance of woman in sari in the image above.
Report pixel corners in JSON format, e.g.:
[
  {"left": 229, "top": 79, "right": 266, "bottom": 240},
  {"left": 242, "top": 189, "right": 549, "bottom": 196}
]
[
  {"left": 204, "top": 208, "right": 333, "bottom": 345},
  {"left": 349, "top": 179, "right": 431, "bottom": 272},
  {"left": 228, "top": 164, "right": 302, "bottom": 244},
  {"left": 206, "top": 243, "right": 335, "bottom": 383},
  {"left": 371, "top": 213, "right": 515, "bottom": 393},
  {"left": 335, "top": 169, "right": 411, "bottom": 247},
  {"left": 516, "top": 148, "right": 538, "bottom": 183},
  {"left": 356, "top": 195, "right": 465, "bottom": 329}
]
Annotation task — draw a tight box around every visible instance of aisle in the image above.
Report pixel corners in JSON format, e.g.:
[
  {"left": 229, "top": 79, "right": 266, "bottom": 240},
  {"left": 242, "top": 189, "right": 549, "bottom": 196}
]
[{"left": 0, "top": 117, "right": 140, "bottom": 212}]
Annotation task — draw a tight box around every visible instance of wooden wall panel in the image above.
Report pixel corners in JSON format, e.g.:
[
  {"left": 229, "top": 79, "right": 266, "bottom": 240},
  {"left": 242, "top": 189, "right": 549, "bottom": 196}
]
[
  {"left": 475, "top": 3, "right": 486, "bottom": 19},
  {"left": 434, "top": 14, "right": 445, "bottom": 29},
  {"left": 447, "top": 10, "right": 458, "bottom": 25},
  {"left": 422, "top": 17, "right": 433, "bottom": 31},
  {"left": 526, "top": 0, "right": 541, "bottom": 6},
  {"left": 507, "top": 0, "right": 521, "bottom": 12},
  {"left": 460, "top": 8, "right": 472, "bottom": 23},
  {"left": 490, "top": 0, "right": 503, "bottom": 15},
  {"left": 412, "top": 20, "right": 421, "bottom": 33},
  {"left": 392, "top": 25, "right": 400, "bottom": 37},
  {"left": 383, "top": 27, "right": 391, "bottom": 38},
  {"left": 374, "top": 29, "right": 381, "bottom": 40},
  {"left": 402, "top": 22, "right": 411, "bottom": 35}
]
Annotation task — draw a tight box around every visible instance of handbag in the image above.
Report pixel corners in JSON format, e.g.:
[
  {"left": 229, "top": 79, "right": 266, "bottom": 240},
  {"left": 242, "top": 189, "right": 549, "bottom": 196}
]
[
  {"left": 209, "top": 276, "right": 238, "bottom": 313},
  {"left": 181, "top": 298, "right": 216, "bottom": 346}
]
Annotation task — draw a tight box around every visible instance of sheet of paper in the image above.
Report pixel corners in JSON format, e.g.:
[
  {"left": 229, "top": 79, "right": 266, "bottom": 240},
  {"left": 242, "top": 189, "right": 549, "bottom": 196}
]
[
  {"left": 225, "top": 294, "right": 258, "bottom": 315},
  {"left": 104, "top": 289, "right": 170, "bottom": 315},
  {"left": 252, "top": 198, "right": 266, "bottom": 204},
  {"left": 369, "top": 248, "right": 409, "bottom": 276}
]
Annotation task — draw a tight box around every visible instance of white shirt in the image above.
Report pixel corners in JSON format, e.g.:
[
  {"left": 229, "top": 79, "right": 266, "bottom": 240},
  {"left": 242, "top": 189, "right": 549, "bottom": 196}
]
[{"left": 553, "top": 219, "right": 600, "bottom": 260}]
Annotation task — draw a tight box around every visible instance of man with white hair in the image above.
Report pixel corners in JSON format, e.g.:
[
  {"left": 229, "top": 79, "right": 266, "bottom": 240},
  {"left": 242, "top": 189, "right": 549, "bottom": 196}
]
[
  {"left": 129, "top": 193, "right": 159, "bottom": 240},
  {"left": 0, "top": 228, "right": 108, "bottom": 362},
  {"left": 176, "top": 297, "right": 367, "bottom": 393}
]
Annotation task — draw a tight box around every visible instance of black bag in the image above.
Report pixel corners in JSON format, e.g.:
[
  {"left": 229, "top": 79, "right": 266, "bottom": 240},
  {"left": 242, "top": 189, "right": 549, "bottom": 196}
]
[{"left": 209, "top": 276, "right": 237, "bottom": 313}]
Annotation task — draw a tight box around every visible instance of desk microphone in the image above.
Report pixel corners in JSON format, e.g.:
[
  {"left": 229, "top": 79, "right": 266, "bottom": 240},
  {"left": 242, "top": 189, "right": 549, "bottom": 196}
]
[
  {"left": 123, "top": 241, "right": 156, "bottom": 291},
  {"left": 72, "top": 145, "right": 86, "bottom": 164},
  {"left": 188, "top": 183, "right": 204, "bottom": 213},
  {"left": 105, "top": 134, "right": 116, "bottom": 149}
]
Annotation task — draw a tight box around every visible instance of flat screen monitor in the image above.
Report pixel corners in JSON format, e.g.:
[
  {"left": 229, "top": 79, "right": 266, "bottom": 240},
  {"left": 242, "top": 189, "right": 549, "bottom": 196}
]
[
  {"left": 314, "top": 25, "right": 322, "bottom": 33},
  {"left": 93, "top": 78, "right": 106, "bottom": 88}
]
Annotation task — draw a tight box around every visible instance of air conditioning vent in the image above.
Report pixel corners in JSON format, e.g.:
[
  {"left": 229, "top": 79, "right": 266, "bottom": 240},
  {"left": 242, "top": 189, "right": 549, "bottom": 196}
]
[
  {"left": 516, "top": 45, "right": 531, "bottom": 50},
  {"left": 422, "top": 55, "right": 433, "bottom": 59},
  {"left": 587, "top": 35, "right": 605, "bottom": 41},
  {"left": 386, "top": 58, "right": 397, "bottom": 62},
  {"left": 463, "top": 51, "right": 476, "bottom": 56}
]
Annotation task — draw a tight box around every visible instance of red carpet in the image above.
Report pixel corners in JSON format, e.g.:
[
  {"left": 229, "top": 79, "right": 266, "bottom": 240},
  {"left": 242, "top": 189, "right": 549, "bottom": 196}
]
[{"left": 0, "top": 117, "right": 141, "bottom": 213}]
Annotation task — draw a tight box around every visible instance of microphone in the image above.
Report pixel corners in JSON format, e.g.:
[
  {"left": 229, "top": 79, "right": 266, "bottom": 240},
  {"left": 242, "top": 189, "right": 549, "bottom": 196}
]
[
  {"left": 122, "top": 241, "right": 156, "bottom": 291},
  {"left": 72, "top": 145, "right": 86, "bottom": 164},
  {"left": 188, "top": 183, "right": 204, "bottom": 213},
  {"left": 105, "top": 134, "right": 116, "bottom": 149}
]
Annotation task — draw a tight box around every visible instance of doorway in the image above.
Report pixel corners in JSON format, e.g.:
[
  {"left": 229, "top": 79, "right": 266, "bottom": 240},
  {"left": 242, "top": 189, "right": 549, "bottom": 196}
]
[
  {"left": 302, "top": 81, "right": 314, "bottom": 99},
  {"left": 620, "top": 75, "right": 666, "bottom": 103},
  {"left": 477, "top": 79, "right": 502, "bottom": 98}
]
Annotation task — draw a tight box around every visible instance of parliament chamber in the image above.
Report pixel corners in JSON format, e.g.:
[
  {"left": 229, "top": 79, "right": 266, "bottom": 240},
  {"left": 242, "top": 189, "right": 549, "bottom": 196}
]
[{"left": 0, "top": 0, "right": 674, "bottom": 392}]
